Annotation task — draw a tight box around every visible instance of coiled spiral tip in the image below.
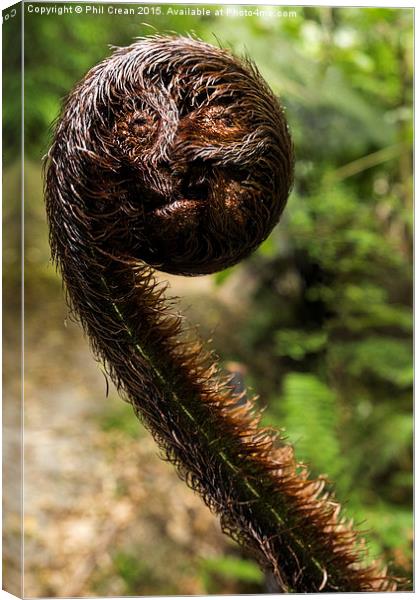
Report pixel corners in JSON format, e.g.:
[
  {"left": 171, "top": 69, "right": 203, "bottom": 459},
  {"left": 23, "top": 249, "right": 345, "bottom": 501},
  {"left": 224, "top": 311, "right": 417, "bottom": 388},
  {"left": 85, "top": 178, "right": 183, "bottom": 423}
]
[{"left": 49, "top": 35, "right": 294, "bottom": 276}]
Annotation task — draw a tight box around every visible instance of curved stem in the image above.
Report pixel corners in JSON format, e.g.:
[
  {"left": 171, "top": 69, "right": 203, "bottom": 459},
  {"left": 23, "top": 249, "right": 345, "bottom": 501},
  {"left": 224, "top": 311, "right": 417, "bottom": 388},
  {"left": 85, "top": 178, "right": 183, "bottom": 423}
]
[{"left": 44, "top": 35, "right": 398, "bottom": 593}]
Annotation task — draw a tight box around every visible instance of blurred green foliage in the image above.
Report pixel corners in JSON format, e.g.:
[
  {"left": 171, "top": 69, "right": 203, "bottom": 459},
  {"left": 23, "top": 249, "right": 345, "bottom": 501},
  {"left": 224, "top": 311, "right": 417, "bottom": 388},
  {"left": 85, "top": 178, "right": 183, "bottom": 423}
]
[
  {"left": 216, "top": 6, "right": 413, "bottom": 582},
  {"left": 111, "top": 552, "right": 178, "bottom": 595},
  {"left": 3, "top": 3, "right": 21, "bottom": 165},
  {"left": 200, "top": 555, "right": 263, "bottom": 593},
  {"left": 22, "top": 3, "right": 412, "bottom": 592},
  {"left": 100, "top": 397, "right": 145, "bottom": 440}
]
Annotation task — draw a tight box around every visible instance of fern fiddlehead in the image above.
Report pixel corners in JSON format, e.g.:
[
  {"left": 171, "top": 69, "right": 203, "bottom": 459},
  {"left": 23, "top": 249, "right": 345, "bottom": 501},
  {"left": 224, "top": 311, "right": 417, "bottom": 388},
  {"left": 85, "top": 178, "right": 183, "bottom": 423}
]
[{"left": 45, "top": 36, "right": 395, "bottom": 592}]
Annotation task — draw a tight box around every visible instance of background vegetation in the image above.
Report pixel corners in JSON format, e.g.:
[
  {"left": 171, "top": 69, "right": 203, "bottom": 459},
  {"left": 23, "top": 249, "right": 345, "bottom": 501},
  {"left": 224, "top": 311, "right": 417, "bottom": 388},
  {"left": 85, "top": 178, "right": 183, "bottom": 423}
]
[{"left": 10, "top": 3, "right": 412, "bottom": 595}]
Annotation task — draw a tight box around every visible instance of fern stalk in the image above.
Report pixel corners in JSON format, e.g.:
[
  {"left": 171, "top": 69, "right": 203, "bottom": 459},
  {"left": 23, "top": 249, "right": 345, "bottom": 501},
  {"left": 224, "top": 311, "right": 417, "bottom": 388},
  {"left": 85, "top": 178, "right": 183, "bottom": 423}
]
[{"left": 45, "top": 36, "right": 395, "bottom": 592}]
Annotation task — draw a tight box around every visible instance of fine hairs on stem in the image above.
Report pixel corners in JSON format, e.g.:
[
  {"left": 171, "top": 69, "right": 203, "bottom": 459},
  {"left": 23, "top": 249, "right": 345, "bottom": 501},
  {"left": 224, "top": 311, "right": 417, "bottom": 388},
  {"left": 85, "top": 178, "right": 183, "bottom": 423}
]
[{"left": 45, "top": 35, "right": 396, "bottom": 592}]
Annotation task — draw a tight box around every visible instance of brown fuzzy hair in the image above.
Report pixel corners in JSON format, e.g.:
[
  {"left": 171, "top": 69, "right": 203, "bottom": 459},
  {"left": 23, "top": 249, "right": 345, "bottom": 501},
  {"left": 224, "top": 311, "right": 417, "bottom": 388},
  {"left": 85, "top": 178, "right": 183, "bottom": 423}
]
[{"left": 45, "top": 36, "right": 396, "bottom": 592}]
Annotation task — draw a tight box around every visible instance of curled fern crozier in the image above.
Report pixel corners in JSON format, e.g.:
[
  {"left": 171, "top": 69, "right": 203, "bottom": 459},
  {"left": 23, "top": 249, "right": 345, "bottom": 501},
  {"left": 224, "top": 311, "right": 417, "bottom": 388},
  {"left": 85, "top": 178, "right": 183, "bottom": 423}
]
[{"left": 45, "top": 36, "right": 395, "bottom": 592}]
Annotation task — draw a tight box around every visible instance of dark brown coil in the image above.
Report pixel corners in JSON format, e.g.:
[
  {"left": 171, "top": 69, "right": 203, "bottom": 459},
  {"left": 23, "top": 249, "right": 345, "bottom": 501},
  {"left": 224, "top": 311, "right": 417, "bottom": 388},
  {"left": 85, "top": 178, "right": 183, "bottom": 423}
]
[
  {"left": 45, "top": 36, "right": 396, "bottom": 593},
  {"left": 48, "top": 35, "right": 293, "bottom": 275}
]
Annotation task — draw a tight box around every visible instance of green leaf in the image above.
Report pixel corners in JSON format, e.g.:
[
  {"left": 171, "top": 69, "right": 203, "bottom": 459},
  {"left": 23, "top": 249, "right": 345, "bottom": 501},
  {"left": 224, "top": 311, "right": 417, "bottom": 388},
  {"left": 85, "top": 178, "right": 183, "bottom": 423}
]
[{"left": 277, "top": 373, "right": 344, "bottom": 480}]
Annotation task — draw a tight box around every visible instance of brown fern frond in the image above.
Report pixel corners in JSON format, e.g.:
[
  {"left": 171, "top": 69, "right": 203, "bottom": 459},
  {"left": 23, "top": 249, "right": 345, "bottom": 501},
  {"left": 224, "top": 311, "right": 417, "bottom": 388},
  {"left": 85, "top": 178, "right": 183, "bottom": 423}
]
[{"left": 44, "top": 35, "right": 397, "bottom": 592}]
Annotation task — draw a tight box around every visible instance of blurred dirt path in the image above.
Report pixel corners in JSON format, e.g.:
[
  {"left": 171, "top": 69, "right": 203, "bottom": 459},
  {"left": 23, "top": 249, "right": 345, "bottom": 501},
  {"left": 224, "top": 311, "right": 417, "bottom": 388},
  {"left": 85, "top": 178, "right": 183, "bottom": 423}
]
[{"left": 21, "top": 279, "right": 227, "bottom": 596}]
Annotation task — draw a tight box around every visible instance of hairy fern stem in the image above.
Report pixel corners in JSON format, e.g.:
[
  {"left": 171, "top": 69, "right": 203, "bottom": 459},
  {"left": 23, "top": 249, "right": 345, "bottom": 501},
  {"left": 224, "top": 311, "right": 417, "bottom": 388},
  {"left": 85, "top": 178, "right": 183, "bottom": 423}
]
[{"left": 45, "top": 35, "right": 397, "bottom": 592}]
